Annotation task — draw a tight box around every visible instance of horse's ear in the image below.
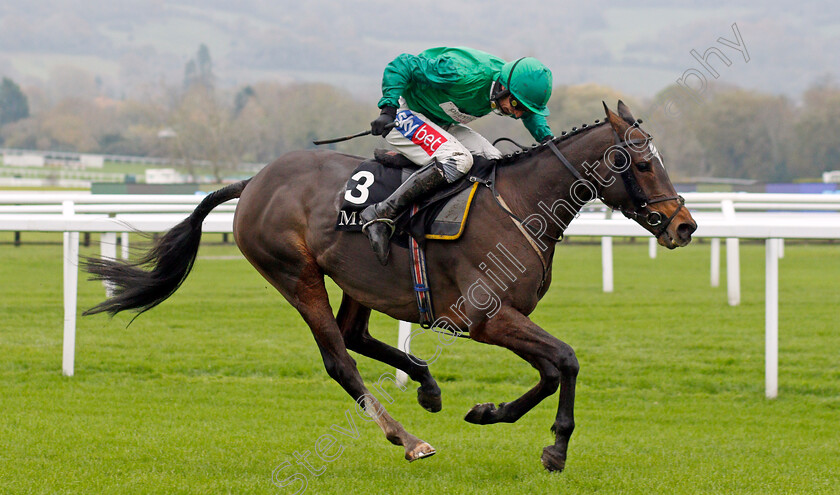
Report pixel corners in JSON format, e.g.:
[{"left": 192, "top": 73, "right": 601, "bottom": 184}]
[
  {"left": 617, "top": 100, "right": 635, "bottom": 124},
  {"left": 603, "top": 101, "right": 624, "bottom": 129}
]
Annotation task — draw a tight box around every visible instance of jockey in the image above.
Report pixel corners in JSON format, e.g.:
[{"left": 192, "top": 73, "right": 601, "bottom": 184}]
[{"left": 360, "top": 46, "right": 555, "bottom": 264}]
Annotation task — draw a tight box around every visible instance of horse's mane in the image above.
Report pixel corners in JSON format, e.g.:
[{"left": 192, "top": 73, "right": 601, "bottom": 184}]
[{"left": 497, "top": 120, "right": 609, "bottom": 166}]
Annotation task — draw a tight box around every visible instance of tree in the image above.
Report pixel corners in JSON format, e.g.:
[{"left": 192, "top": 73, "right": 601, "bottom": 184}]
[
  {"left": 170, "top": 85, "right": 238, "bottom": 181},
  {"left": 0, "top": 77, "right": 30, "bottom": 126},
  {"left": 645, "top": 84, "right": 795, "bottom": 181},
  {"left": 229, "top": 81, "right": 374, "bottom": 163},
  {"left": 644, "top": 84, "right": 711, "bottom": 180},
  {"left": 183, "top": 44, "right": 215, "bottom": 92},
  {"left": 196, "top": 44, "right": 213, "bottom": 90},
  {"left": 233, "top": 85, "right": 255, "bottom": 117},
  {"left": 183, "top": 60, "right": 198, "bottom": 92},
  {"left": 692, "top": 89, "right": 793, "bottom": 181},
  {"left": 790, "top": 83, "right": 840, "bottom": 178}
]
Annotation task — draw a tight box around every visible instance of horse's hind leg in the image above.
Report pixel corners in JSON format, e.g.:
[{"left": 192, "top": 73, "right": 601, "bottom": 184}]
[
  {"left": 262, "top": 258, "right": 435, "bottom": 462},
  {"left": 336, "top": 293, "right": 442, "bottom": 412},
  {"left": 467, "top": 305, "right": 578, "bottom": 472}
]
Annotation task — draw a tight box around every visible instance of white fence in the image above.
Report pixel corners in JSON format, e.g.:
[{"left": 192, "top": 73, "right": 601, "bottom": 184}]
[
  {"left": 2, "top": 191, "right": 840, "bottom": 399},
  {"left": 597, "top": 193, "right": 840, "bottom": 302}
]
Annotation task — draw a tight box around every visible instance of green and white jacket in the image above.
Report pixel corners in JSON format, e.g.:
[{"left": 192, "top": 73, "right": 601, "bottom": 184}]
[{"left": 377, "top": 46, "right": 553, "bottom": 142}]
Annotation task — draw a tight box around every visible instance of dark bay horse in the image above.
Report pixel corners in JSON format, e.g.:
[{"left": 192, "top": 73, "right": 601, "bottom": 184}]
[{"left": 84, "top": 101, "right": 696, "bottom": 472}]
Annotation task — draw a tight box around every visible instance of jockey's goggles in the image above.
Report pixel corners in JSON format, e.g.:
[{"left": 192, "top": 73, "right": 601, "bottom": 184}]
[{"left": 508, "top": 95, "right": 532, "bottom": 115}]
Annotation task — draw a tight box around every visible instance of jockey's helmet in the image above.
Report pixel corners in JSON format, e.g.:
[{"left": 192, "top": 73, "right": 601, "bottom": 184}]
[{"left": 498, "top": 57, "right": 552, "bottom": 116}]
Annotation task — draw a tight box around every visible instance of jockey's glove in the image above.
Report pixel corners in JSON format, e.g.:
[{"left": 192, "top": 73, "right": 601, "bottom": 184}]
[{"left": 371, "top": 106, "right": 397, "bottom": 136}]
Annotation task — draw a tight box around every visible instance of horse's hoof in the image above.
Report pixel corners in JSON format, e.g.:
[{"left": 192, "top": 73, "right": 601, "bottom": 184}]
[
  {"left": 405, "top": 442, "right": 436, "bottom": 462},
  {"left": 464, "top": 402, "right": 497, "bottom": 424},
  {"left": 417, "top": 387, "right": 442, "bottom": 413},
  {"left": 540, "top": 445, "right": 567, "bottom": 472}
]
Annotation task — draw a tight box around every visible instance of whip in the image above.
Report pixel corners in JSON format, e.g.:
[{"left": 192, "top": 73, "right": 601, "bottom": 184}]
[{"left": 312, "top": 122, "right": 397, "bottom": 145}]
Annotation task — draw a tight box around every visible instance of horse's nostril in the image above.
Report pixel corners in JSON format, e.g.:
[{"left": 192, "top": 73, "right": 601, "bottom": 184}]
[{"left": 676, "top": 222, "right": 696, "bottom": 240}]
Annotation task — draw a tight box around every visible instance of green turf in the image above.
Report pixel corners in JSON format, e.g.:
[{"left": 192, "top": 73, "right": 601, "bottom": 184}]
[{"left": 1, "top": 235, "right": 838, "bottom": 494}]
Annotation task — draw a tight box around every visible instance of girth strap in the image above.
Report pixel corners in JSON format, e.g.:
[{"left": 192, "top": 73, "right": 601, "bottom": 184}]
[{"left": 408, "top": 205, "right": 435, "bottom": 328}]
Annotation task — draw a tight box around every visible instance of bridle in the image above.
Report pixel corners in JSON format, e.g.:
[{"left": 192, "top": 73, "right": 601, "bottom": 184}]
[
  {"left": 482, "top": 123, "right": 685, "bottom": 287},
  {"left": 608, "top": 127, "right": 685, "bottom": 237},
  {"left": 546, "top": 124, "right": 686, "bottom": 238},
  {"left": 618, "top": 187, "right": 686, "bottom": 237}
]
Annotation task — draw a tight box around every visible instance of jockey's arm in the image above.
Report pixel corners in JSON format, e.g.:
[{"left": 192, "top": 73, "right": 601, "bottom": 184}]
[{"left": 522, "top": 113, "right": 553, "bottom": 143}]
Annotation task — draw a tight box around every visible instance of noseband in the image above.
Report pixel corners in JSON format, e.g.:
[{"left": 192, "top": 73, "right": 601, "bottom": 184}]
[
  {"left": 546, "top": 127, "right": 685, "bottom": 238},
  {"left": 618, "top": 193, "right": 686, "bottom": 237}
]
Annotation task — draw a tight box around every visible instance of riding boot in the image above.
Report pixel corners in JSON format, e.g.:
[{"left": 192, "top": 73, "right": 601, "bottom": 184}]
[{"left": 360, "top": 163, "right": 449, "bottom": 265}]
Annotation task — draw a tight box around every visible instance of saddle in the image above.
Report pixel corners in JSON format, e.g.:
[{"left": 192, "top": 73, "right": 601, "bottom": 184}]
[{"left": 335, "top": 150, "right": 495, "bottom": 247}]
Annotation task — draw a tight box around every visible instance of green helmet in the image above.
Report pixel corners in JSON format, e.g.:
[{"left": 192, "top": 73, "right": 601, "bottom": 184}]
[{"left": 499, "top": 57, "right": 552, "bottom": 116}]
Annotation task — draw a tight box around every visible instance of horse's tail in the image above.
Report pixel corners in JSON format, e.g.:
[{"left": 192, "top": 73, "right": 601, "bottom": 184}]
[{"left": 83, "top": 179, "right": 251, "bottom": 318}]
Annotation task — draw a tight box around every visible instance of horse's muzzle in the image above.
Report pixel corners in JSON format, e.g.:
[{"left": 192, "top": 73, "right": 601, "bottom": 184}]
[
  {"left": 658, "top": 219, "right": 697, "bottom": 249},
  {"left": 676, "top": 221, "right": 697, "bottom": 245}
]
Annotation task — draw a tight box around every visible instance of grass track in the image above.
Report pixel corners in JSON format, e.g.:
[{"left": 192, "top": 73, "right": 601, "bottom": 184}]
[{"left": 1, "top": 234, "right": 838, "bottom": 494}]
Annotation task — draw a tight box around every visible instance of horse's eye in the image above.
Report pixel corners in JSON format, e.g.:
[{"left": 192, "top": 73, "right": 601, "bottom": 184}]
[{"left": 637, "top": 161, "right": 651, "bottom": 171}]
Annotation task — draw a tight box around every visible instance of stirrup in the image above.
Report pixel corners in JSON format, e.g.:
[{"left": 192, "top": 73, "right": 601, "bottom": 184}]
[{"left": 361, "top": 217, "right": 396, "bottom": 237}]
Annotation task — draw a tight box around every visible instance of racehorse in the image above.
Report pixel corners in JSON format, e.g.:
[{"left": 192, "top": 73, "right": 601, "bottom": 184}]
[{"left": 84, "top": 101, "right": 696, "bottom": 472}]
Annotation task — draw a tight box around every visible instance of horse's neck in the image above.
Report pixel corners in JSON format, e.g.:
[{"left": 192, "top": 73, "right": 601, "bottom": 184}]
[{"left": 495, "top": 126, "right": 610, "bottom": 240}]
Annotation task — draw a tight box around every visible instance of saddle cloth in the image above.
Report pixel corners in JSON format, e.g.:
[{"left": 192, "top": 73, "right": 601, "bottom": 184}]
[{"left": 335, "top": 152, "right": 494, "bottom": 246}]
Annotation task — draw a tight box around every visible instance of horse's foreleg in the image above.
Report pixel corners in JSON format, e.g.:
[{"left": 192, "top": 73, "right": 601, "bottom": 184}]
[
  {"left": 286, "top": 266, "right": 435, "bottom": 462},
  {"left": 336, "top": 293, "right": 442, "bottom": 412},
  {"left": 542, "top": 366, "right": 577, "bottom": 473},
  {"left": 467, "top": 305, "right": 578, "bottom": 472}
]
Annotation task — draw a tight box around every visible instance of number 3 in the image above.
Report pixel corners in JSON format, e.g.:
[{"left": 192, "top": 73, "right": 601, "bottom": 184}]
[{"left": 344, "top": 171, "right": 375, "bottom": 204}]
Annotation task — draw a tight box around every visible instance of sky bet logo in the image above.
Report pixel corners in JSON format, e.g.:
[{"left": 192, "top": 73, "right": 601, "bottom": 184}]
[{"left": 395, "top": 110, "right": 447, "bottom": 156}]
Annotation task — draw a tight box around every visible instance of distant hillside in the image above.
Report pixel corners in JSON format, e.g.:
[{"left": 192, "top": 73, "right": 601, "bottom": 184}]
[{"left": 0, "top": 0, "right": 838, "bottom": 100}]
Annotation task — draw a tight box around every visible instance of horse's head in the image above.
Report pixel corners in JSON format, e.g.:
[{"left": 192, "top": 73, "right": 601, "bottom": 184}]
[{"left": 596, "top": 101, "right": 696, "bottom": 248}]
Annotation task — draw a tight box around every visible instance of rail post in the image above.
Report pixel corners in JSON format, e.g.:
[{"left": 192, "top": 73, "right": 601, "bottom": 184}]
[
  {"left": 602, "top": 209, "right": 614, "bottom": 293},
  {"left": 765, "top": 238, "right": 779, "bottom": 398},
  {"left": 722, "top": 200, "right": 740, "bottom": 306},
  {"left": 62, "top": 201, "right": 78, "bottom": 377},
  {"left": 396, "top": 321, "right": 412, "bottom": 387}
]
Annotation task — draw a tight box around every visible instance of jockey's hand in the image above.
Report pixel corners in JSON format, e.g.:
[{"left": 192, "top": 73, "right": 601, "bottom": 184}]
[
  {"left": 540, "top": 135, "right": 555, "bottom": 144},
  {"left": 371, "top": 106, "right": 397, "bottom": 136}
]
